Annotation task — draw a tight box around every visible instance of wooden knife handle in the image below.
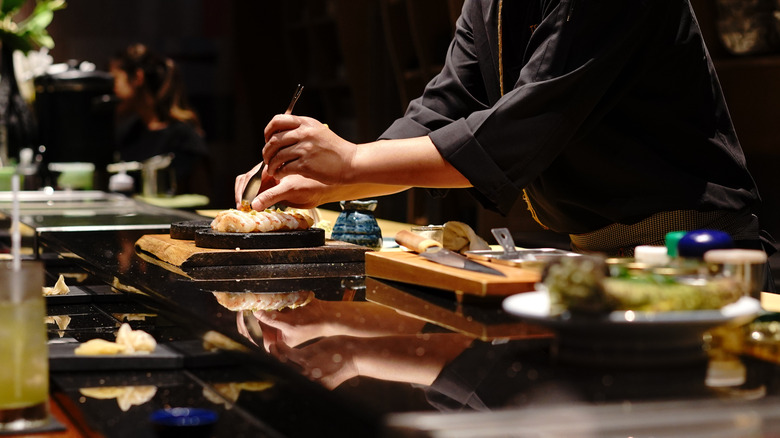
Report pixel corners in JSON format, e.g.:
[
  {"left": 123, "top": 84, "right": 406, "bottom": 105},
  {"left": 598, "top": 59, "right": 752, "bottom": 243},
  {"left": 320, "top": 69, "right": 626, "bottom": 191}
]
[{"left": 395, "top": 229, "right": 442, "bottom": 253}]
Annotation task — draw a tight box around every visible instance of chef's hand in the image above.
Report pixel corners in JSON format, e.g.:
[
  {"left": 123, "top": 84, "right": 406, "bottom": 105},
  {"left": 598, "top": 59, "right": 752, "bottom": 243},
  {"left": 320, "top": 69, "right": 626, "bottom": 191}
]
[
  {"left": 234, "top": 161, "right": 272, "bottom": 209},
  {"left": 253, "top": 300, "right": 429, "bottom": 348},
  {"left": 263, "top": 114, "right": 357, "bottom": 184},
  {"left": 269, "top": 336, "right": 359, "bottom": 390},
  {"left": 251, "top": 174, "right": 331, "bottom": 211},
  {"left": 252, "top": 300, "right": 331, "bottom": 348},
  {"left": 234, "top": 158, "right": 327, "bottom": 211}
]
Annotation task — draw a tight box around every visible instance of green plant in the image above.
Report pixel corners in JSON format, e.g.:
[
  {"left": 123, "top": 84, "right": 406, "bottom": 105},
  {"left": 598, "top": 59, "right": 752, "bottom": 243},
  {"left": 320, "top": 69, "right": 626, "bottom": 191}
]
[{"left": 0, "top": 0, "right": 65, "bottom": 54}]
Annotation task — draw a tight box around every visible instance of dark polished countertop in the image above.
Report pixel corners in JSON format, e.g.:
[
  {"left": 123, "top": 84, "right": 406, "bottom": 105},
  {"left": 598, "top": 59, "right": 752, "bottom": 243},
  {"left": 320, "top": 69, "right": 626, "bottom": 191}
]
[{"left": 33, "top": 221, "right": 780, "bottom": 437}]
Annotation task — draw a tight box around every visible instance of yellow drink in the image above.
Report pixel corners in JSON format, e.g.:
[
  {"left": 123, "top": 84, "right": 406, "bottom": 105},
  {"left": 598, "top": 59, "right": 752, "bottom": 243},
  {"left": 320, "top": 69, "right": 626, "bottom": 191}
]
[{"left": 0, "top": 269, "right": 49, "bottom": 431}]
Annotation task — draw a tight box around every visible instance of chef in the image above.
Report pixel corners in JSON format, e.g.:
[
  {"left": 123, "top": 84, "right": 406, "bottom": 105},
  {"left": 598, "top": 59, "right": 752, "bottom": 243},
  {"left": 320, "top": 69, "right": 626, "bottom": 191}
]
[{"left": 236, "top": 0, "right": 774, "bottom": 277}]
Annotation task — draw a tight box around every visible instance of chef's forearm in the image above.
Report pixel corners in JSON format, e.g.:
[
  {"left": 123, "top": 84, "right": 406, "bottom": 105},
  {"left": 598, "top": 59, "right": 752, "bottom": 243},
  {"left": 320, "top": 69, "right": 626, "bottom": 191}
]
[
  {"left": 349, "top": 137, "right": 472, "bottom": 189},
  {"left": 322, "top": 183, "right": 411, "bottom": 203}
]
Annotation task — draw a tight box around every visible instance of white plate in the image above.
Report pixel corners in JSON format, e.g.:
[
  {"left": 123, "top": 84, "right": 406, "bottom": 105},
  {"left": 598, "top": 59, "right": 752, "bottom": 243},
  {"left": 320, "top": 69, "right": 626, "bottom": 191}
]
[
  {"left": 503, "top": 291, "right": 764, "bottom": 366},
  {"left": 502, "top": 291, "right": 763, "bottom": 334}
]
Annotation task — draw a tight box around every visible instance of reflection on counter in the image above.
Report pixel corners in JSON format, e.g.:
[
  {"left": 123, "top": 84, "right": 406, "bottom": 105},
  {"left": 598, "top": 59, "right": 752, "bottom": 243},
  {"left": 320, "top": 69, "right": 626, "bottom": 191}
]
[
  {"left": 238, "top": 295, "right": 473, "bottom": 391},
  {"left": 200, "top": 272, "right": 780, "bottom": 421},
  {"left": 54, "top": 370, "right": 277, "bottom": 437},
  {"left": 366, "top": 277, "right": 553, "bottom": 341},
  {"left": 216, "top": 278, "right": 548, "bottom": 398},
  {"left": 202, "top": 381, "right": 274, "bottom": 409},
  {"left": 79, "top": 385, "right": 157, "bottom": 412},
  {"left": 212, "top": 290, "right": 314, "bottom": 312}
]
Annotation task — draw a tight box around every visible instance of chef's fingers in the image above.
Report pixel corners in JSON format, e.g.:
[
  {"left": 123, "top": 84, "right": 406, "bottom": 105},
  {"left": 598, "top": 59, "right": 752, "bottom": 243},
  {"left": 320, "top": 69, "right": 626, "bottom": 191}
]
[
  {"left": 264, "top": 146, "right": 300, "bottom": 178},
  {"left": 263, "top": 113, "right": 301, "bottom": 143},
  {"left": 234, "top": 312, "right": 258, "bottom": 347},
  {"left": 263, "top": 128, "right": 301, "bottom": 170},
  {"left": 266, "top": 125, "right": 346, "bottom": 181},
  {"left": 251, "top": 186, "right": 293, "bottom": 212},
  {"left": 263, "top": 115, "right": 326, "bottom": 167},
  {"left": 251, "top": 175, "right": 322, "bottom": 211}
]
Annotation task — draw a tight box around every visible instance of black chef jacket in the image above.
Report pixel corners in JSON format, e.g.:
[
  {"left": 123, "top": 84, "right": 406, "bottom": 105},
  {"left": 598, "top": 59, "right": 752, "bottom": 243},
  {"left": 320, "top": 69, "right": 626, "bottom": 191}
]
[{"left": 380, "top": 0, "right": 760, "bottom": 235}]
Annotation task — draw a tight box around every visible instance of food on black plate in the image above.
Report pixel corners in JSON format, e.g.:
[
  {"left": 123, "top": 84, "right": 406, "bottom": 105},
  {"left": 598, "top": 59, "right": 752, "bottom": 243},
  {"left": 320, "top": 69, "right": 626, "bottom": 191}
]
[
  {"left": 210, "top": 208, "right": 314, "bottom": 233},
  {"left": 73, "top": 323, "right": 157, "bottom": 355}
]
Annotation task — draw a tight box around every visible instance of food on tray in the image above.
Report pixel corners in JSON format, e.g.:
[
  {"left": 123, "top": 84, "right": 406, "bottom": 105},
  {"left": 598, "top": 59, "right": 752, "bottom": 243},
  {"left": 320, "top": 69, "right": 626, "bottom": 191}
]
[
  {"left": 442, "top": 221, "right": 490, "bottom": 253},
  {"left": 74, "top": 338, "right": 128, "bottom": 355},
  {"left": 43, "top": 275, "right": 70, "bottom": 296},
  {"left": 79, "top": 385, "right": 157, "bottom": 412},
  {"left": 544, "top": 255, "right": 743, "bottom": 315},
  {"left": 115, "top": 323, "right": 157, "bottom": 353},
  {"left": 210, "top": 208, "right": 314, "bottom": 233},
  {"left": 74, "top": 323, "right": 156, "bottom": 356},
  {"left": 213, "top": 291, "right": 314, "bottom": 312}
]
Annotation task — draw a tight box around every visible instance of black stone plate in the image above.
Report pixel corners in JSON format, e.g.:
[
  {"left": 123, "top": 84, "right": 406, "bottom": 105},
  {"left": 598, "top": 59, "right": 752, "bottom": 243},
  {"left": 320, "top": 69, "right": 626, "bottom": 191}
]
[
  {"left": 45, "top": 285, "right": 92, "bottom": 305},
  {"left": 48, "top": 342, "right": 183, "bottom": 371},
  {"left": 194, "top": 227, "right": 326, "bottom": 249},
  {"left": 170, "top": 220, "right": 212, "bottom": 240}
]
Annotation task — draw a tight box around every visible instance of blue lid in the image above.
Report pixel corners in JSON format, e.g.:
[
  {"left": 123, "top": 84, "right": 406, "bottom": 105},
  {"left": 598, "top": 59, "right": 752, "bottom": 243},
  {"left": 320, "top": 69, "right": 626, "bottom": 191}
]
[{"left": 677, "top": 229, "right": 733, "bottom": 259}]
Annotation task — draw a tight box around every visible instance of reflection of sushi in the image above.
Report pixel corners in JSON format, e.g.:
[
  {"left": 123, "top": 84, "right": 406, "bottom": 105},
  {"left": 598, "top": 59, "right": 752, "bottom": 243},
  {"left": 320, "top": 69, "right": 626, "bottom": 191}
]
[
  {"left": 112, "top": 313, "right": 154, "bottom": 323},
  {"left": 79, "top": 386, "right": 157, "bottom": 412},
  {"left": 45, "top": 315, "right": 72, "bottom": 330},
  {"left": 202, "top": 330, "right": 248, "bottom": 352},
  {"left": 45, "top": 315, "right": 72, "bottom": 338},
  {"left": 212, "top": 291, "right": 314, "bottom": 312},
  {"left": 202, "top": 381, "right": 274, "bottom": 408}
]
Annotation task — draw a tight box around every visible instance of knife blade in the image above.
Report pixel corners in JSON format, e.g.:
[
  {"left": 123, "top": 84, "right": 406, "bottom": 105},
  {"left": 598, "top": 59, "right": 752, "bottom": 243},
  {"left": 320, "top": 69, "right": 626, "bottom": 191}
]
[
  {"left": 241, "top": 164, "right": 264, "bottom": 206},
  {"left": 395, "top": 230, "right": 506, "bottom": 276}
]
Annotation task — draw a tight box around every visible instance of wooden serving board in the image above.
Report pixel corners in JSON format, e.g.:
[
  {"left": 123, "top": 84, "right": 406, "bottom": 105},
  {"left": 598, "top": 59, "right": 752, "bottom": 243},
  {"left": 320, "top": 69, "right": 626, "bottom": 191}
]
[
  {"left": 365, "top": 250, "right": 540, "bottom": 297},
  {"left": 136, "top": 233, "right": 370, "bottom": 272}
]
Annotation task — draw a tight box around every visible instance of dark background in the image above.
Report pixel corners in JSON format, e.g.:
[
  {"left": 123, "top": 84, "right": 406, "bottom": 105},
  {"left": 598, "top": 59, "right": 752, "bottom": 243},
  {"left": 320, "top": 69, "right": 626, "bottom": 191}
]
[{"left": 32, "top": 0, "right": 780, "bottom": 251}]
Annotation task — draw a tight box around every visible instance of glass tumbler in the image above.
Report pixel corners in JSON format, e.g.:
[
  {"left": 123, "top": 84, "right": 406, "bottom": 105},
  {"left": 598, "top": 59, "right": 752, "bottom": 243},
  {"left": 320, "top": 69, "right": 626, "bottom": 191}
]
[
  {"left": 0, "top": 261, "right": 49, "bottom": 431},
  {"left": 411, "top": 225, "right": 444, "bottom": 244}
]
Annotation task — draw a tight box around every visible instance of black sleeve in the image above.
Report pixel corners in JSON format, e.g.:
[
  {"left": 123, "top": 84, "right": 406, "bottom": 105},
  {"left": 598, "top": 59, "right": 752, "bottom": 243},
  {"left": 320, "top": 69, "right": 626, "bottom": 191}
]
[{"left": 382, "top": 0, "right": 681, "bottom": 214}]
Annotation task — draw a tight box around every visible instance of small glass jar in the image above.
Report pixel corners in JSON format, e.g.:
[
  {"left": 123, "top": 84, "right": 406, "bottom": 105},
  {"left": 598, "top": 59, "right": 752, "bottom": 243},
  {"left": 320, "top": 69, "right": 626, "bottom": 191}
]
[
  {"left": 331, "top": 200, "right": 383, "bottom": 250},
  {"left": 411, "top": 225, "right": 444, "bottom": 244}
]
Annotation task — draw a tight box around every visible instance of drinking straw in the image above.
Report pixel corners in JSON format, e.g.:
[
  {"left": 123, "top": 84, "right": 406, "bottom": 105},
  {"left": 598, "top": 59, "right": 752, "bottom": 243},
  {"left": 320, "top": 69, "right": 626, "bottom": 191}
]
[{"left": 11, "top": 173, "right": 20, "bottom": 271}]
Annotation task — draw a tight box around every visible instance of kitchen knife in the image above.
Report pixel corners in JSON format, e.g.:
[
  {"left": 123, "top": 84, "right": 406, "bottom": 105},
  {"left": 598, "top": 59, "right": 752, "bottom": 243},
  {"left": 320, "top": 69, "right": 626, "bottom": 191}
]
[{"left": 395, "top": 230, "right": 506, "bottom": 276}]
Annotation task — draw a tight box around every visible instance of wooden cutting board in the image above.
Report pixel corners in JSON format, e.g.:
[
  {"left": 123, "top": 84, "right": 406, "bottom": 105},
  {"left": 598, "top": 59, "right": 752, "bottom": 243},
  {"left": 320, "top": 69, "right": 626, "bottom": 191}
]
[
  {"left": 366, "top": 277, "right": 552, "bottom": 341},
  {"left": 365, "top": 250, "right": 540, "bottom": 297},
  {"left": 136, "top": 234, "right": 370, "bottom": 273}
]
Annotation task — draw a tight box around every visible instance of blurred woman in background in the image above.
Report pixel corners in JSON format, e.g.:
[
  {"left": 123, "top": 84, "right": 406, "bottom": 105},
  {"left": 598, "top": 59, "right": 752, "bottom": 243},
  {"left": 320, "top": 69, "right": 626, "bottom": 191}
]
[{"left": 109, "top": 43, "right": 209, "bottom": 195}]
